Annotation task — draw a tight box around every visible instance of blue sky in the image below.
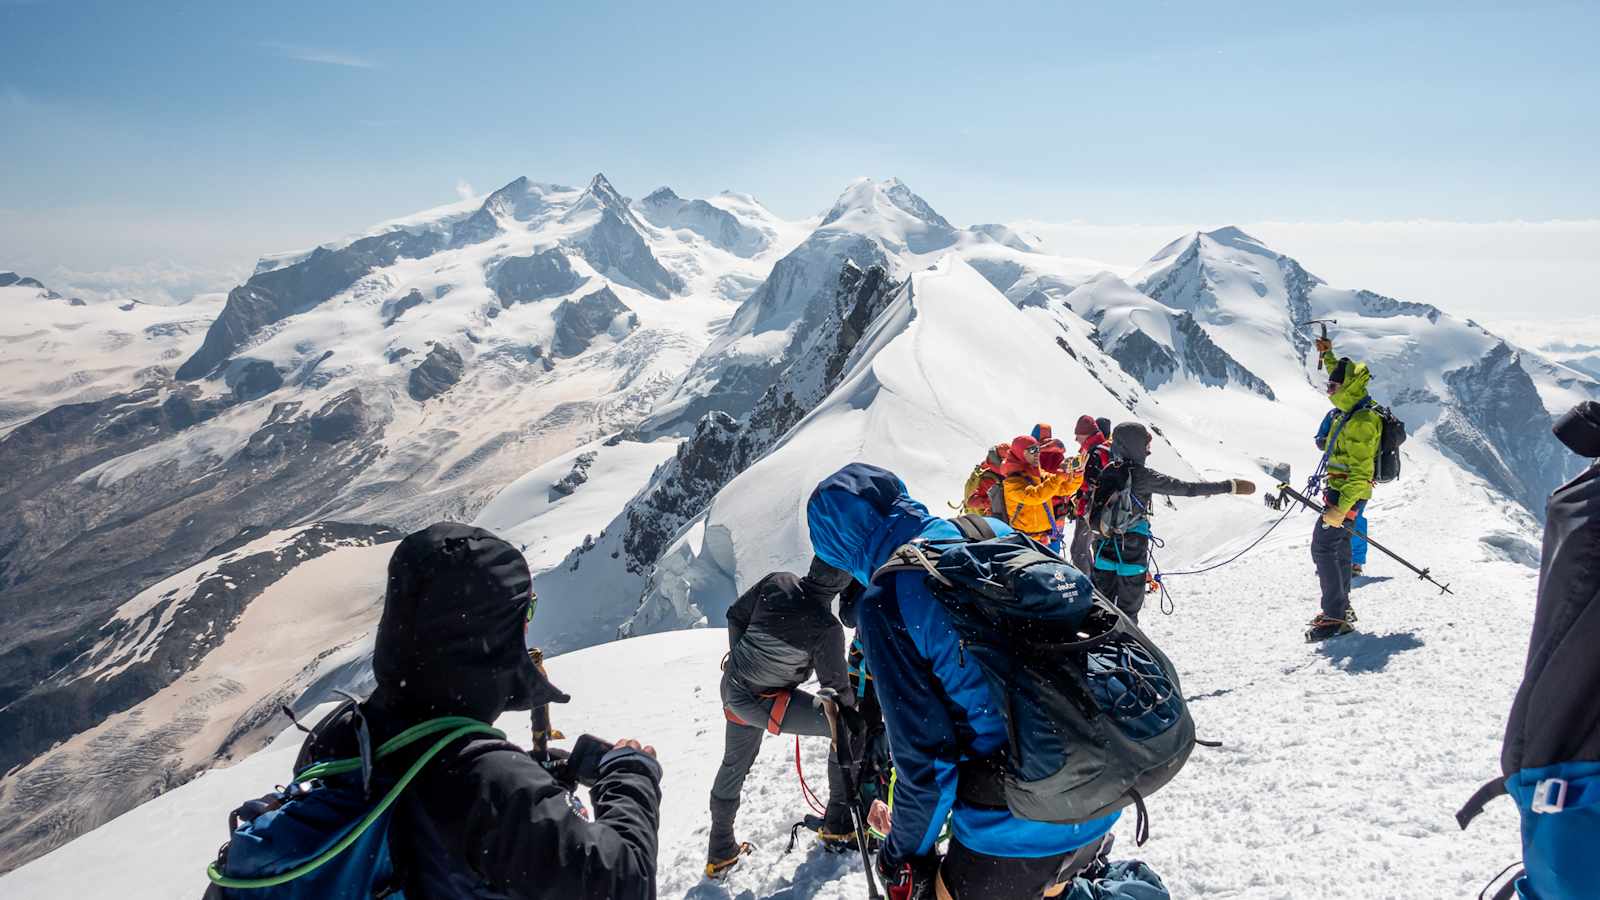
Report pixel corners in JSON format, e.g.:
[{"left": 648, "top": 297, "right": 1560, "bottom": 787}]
[{"left": 2, "top": 0, "right": 1597, "bottom": 317}]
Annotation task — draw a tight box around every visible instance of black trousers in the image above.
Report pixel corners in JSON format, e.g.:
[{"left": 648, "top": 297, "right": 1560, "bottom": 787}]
[
  {"left": 1311, "top": 516, "right": 1353, "bottom": 619},
  {"left": 938, "top": 835, "right": 1106, "bottom": 899},
  {"left": 708, "top": 673, "right": 848, "bottom": 859}
]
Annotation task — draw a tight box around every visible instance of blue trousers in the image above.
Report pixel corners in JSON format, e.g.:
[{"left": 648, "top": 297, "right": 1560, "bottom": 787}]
[{"left": 1350, "top": 510, "right": 1369, "bottom": 566}]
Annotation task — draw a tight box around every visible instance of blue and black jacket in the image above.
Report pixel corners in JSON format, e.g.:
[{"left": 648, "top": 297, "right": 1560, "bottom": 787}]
[{"left": 806, "top": 463, "right": 1118, "bottom": 867}]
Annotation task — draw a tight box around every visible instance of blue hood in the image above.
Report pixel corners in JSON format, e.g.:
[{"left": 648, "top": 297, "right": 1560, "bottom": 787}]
[{"left": 807, "top": 464, "right": 939, "bottom": 584}]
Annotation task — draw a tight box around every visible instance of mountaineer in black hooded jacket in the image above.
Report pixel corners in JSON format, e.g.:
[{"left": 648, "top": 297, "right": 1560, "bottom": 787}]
[
  {"left": 1089, "top": 422, "right": 1255, "bottom": 621},
  {"left": 706, "top": 556, "right": 857, "bottom": 877},
  {"left": 271, "top": 523, "right": 662, "bottom": 900}
]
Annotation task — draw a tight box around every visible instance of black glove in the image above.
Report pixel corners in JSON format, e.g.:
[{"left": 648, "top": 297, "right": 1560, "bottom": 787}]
[
  {"left": 836, "top": 703, "right": 866, "bottom": 744},
  {"left": 878, "top": 854, "right": 938, "bottom": 900},
  {"left": 567, "top": 734, "right": 615, "bottom": 788}
]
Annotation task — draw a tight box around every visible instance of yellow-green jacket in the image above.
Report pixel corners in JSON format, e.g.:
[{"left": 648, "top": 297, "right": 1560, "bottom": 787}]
[{"left": 1321, "top": 348, "right": 1382, "bottom": 515}]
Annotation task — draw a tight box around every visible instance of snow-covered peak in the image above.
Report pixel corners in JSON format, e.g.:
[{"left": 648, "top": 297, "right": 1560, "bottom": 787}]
[
  {"left": 967, "top": 223, "right": 1036, "bottom": 252},
  {"left": 818, "top": 177, "right": 958, "bottom": 253},
  {"left": 642, "top": 186, "right": 681, "bottom": 205},
  {"left": 480, "top": 175, "right": 576, "bottom": 222},
  {"left": 562, "top": 172, "right": 637, "bottom": 225}
]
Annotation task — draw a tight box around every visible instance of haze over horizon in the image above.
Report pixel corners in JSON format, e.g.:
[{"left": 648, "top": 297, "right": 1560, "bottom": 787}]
[{"left": 3, "top": 0, "right": 1596, "bottom": 322}]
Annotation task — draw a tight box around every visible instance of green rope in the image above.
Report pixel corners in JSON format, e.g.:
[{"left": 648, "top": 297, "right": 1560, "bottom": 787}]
[{"left": 206, "top": 720, "right": 503, "bottom": 890}]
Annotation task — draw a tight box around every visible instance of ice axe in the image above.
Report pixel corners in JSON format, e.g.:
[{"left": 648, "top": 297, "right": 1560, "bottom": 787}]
[
  {"left": 1297, "top": 319, "right": 1338, "bottom": 370},
  {"left": 822, "top": 697, "right": 883, "bottom": 900},
  {"left": 1272, "top": 482, "right": 1454, "bottom": 595}
]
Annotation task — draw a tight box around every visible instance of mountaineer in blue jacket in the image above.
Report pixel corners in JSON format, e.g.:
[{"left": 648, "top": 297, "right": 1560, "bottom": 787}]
[{"left": 806, "top": 463, "right": 1117, "bottom": 900}]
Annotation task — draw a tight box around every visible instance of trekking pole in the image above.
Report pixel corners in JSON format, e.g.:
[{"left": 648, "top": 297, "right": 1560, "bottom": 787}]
[
  {"left": 823, "top": 699, "right": 884, "bottom": 900},
  {"left": 1272, "top": 483, "right": 1454, "bottom": 595}
]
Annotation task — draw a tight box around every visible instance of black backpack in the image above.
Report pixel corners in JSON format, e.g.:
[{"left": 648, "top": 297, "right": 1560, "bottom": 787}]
[
  {"left": 873, "top": 516, "right": 1198, "bottom": 843},
  {"left": 1456, "top": 460, "right": 1600, "bottom": 899},
  {"left": 1372, "top": 404, "right": 1407, "bottom": 483}
]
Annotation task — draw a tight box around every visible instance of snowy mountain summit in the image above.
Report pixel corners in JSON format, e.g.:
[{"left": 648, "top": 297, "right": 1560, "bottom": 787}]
[{"left": 1, "top": 178, "right": 1595, "bottom": 897}]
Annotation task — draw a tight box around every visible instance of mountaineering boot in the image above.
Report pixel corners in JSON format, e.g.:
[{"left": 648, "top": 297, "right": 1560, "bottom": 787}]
[
  {"left": 1344, "top": 605, "right": 1358, "bottom": 625},
  {"left": 704, "top": 842, "right": 753, "bottom": 880},
  {"left": 1351, "top": 563, "right": 1364, "bottom": 576},
  {"left": 1305, "top": 613, "right": 1354, "bottom": 643},
  {"left": 817, "top": 802, "right": 859, "bottom": 852},
  {"left": 707, "top": 796, "right": 748, "bottom": 878}
]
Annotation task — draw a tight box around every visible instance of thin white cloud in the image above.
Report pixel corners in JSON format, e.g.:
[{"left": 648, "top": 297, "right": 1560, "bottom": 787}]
[
  {"left": 455, "top": 179, "right": 476, "bottom": 200},
  {"left": 260, "top": 41, "right": 379, "bottom": 69}
]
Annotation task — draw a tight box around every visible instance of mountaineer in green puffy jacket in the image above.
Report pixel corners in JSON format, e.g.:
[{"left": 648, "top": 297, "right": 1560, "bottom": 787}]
[{"left": 1306, "top": 339, "right": 1382, "bottom": 641}]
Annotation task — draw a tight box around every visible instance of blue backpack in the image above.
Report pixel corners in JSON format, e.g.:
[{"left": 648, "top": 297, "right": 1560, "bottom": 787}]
[
  {"left": 205, "top": 710, "right": 503, "bottom": 899},
  {"left": 873, "top": 516, "right": 1200, "bottom": 843},
  {"left": 1457, "top": 461, "right": 1600, "bottom": 899}
]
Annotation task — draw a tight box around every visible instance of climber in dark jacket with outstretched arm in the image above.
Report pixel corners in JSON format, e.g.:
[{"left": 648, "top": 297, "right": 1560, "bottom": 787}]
[
  {"left": 269, "top": 523, "right": 662, "bottom": 900},
  {"left": 707, "top": 556, "right": 858, "bottom": 877},
  {"left": 1089, "top": 422, "right": 1254, "bottom": 621}
]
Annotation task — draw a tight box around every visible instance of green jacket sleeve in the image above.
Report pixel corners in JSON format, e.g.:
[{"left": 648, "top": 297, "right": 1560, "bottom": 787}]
[{"left": 1329, "top": 409, "right": 1381, "bottom": 511}]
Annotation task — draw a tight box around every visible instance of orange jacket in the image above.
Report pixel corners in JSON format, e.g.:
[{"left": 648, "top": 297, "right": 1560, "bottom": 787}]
[{"left": 1001, "top": 469, "right": 1082, "bottom": 537}]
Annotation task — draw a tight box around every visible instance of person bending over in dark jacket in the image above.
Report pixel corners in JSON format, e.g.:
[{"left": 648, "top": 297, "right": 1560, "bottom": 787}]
[
  {"left": 1089, "top": 422, "right": 1254, "bottom": 621},
  {"left": 276, "top": 523, "right": 662, "bottom": 900},
  {"left": 707, "top": 556, "right": 858, "bottom": 877}
]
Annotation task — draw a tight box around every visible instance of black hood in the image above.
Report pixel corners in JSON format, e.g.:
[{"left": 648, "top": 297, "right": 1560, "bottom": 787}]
[
  {"left": 1110, "top": 422, "right": 1152, "bottom": 465},
  {"left": 371, "top": 522, "right": 568, "bottom": 723},
  {"left": 1554, "top": 401, "right": 1600, "bottom": 459}
]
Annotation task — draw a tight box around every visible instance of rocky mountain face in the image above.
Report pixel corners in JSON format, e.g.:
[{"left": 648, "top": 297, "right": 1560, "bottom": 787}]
[
  {"left": 0, "top": 522, "right": 398, "bottom": 873},
  {"left": 622, "top": 263, "right": 901, "bottom": 632},
  {"left": 551, "top": 287, "right": 636, "bottom": 358},
  {"left": 1101, "top": 311, "right": 1275, "bottom": 398},
  {"left": 176, "top": 230, "right": 445, "bottom": 380},
  {"left": 490, "top": 249, "right": 588, "bottom": 307},
  {"left": 407, "top": 343, "right": 465, "bottom": 401},
  {"left": 0, "top": 384, "right": 389, "bottom": 774},
  {"left": 1436, "top": 341, "right": 1585, "bottom": 512},
  {"left": 636, "top": 187, "right": 770, "bottom": 257}
]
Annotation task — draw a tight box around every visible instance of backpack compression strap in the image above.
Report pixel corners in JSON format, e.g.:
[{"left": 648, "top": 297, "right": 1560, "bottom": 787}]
[
  {"left": 206, "top": 718, "right": 505, "bottom": 890},
  {"left": 1456, "top": 776, "right": 1509, "bottom": 830},
  {"left": 869, "top": 516, "right": 996, "bottom": 583}
]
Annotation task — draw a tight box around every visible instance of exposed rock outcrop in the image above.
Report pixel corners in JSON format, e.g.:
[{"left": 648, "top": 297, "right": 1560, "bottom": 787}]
[
  {"left": 551, "top": 287, "right": 636, "bottom": 359},
  {"left": 489, "top": 249, "right": 586, "bottom": 307},
  {"left": 407, "top": 343, "right": 465, "bottom": 401}
]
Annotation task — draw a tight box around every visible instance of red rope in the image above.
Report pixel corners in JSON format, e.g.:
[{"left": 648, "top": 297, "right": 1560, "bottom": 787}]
[{"left": 795, "top": 735, "right": 827, "bottom": 816}]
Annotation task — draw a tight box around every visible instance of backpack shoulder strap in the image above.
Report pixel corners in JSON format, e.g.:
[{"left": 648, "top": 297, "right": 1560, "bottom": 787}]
[
  {"left": 951, "top": 514, "right": 996, "bottom": 541},
  {"left": 209, "top": 718, "right": 504, "bottom": 890}
]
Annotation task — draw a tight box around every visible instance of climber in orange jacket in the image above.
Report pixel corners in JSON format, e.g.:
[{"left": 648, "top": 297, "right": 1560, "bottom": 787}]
[{"left": 1000, "top": 433, "right": 1082, "bottom": 552}]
